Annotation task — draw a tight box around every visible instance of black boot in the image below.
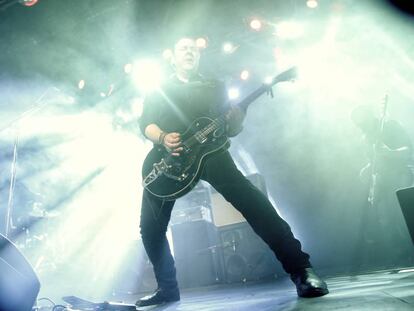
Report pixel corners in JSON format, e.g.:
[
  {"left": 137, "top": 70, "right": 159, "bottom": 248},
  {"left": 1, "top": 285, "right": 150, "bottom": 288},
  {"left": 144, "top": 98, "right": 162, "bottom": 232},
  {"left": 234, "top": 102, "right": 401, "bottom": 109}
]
[
  {"left": 290, "top": 268, "right": 329, "bottom": 298},
  {"left": 135, "top": 287, "right": 180, "bottom": 307}
]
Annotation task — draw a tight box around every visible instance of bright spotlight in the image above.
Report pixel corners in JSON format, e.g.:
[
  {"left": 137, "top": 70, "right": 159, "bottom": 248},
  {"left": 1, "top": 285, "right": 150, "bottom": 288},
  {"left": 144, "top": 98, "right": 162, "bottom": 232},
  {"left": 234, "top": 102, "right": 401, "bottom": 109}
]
[
  {"left": 223, "top": 42, "right": 236, "bottom": 54},
  {"left": 264, "top": 76, "right": 273, "bottom": 84},
  {"left": 250, "top": 19, "right": 262, "bottom": 31},
  {"left": 78, "top": 79, "right": 85, "bottom": 90},
  {"left": 132, "top": 59, "right": 164, "bottom": 93},
  {"left": 275, "top": 21, "right": 304, "bottom": 39},
  {"left": 228, "top": 87, "right": 240, "bottom": 100},
  {"left": 306, "top": 0, "right": 318, "bottom": 9},
  {"left": 196, "top": 37, "right": 208, "bottom": 49},
  {"left": 240, "top": 70, "right": 249, "bottom": 81}
]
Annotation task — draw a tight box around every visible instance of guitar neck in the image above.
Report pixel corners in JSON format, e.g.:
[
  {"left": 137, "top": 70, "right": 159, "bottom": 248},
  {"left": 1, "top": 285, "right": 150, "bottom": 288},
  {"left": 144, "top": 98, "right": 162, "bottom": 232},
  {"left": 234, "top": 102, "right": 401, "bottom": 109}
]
[
  {"left": 237, "top": 84, "right": 272, "bottom": 112},
  {"left": 198, "top": 67, "right": 297, "bottom": 136},
  {"left": 236, "top": 66, "right": 297, "bottom": 112}
]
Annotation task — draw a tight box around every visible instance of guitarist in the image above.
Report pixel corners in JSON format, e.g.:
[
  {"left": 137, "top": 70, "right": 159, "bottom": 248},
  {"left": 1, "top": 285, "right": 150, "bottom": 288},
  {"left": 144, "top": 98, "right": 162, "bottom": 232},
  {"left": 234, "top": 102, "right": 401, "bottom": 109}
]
[
  {"left": 351, "top": 105, "right": 413, "bottom": 266},
  {"left": 136, "top": 37, "right": 328, "bottom": 307}
]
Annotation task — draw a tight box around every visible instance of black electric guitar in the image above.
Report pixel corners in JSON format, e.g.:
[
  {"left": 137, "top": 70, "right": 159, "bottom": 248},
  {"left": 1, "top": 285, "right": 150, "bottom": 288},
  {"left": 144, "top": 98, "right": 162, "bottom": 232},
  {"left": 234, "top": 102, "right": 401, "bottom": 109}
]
[{"left": 142, "top": 67, "right": 297, "bottom": 200}]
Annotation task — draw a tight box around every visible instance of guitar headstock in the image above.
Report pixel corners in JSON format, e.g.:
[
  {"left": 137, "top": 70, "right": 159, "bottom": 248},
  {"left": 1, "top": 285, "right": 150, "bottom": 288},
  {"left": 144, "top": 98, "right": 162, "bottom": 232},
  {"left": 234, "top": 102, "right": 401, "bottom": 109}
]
[
  {"left": 380, "top": 94, "right": 388, "bottom": 118},
  {"left": 271, "top": 66, "right": 297, "bottom": 85}
]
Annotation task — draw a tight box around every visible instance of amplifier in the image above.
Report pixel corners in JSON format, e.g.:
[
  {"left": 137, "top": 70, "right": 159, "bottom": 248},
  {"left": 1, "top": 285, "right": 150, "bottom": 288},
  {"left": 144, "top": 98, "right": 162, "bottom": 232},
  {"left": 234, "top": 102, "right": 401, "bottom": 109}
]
[
  {"left": 172, "top": 182, "right": 213, "bottom": 225},
  {"left": 171, "top": 220, "right": 224, "bottom": 288},
  {"left": 396, "top": 186, "right": 414, "bottom": 244},
  {"left": 218, "top": 222, "right": 281, "bottom": 283},
  {"left": 170, "top": 205, "right": 212, "bottom": 225}
]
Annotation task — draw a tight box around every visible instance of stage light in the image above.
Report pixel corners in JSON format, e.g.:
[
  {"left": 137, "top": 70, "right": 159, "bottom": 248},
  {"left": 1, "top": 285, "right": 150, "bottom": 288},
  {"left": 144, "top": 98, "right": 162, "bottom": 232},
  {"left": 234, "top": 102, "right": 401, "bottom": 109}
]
[
  {"left": 162, "top": 49, "right": 173, "bottom": 60},
  {"left": 306, "top": 0, "right": 318, "bottom": 9},
  {"left": 78, "top": 79, "right": 85, "bottom": 90},
  {"left": 250, "top": 19, "right": 262, "bottom": 31},
  {"left": 124, "top": 63, "right": 133, "bottom": 74},
  {"left": 223, "top": 42, "right": 235, "bottom": 54},
  {"left": 19, "top": 0, "right": 39, "bottom": 6},
  {"left": 240, "top": 70, "right": 249, "bottom": 81},
  {"left": 132, "top": 59, "right": 164, "bottom": 93},
  {"left": 275, "top": 21, "right": 304, "bottom": 39},
  {"left": 196, "top": 37, "right": 208, "bottom": 49},
  {"left": 228, "top": 87, "right": 240, "bottom": 100},
  {"left": 264, "top": 76, "right": 273, "bottom": 84}
]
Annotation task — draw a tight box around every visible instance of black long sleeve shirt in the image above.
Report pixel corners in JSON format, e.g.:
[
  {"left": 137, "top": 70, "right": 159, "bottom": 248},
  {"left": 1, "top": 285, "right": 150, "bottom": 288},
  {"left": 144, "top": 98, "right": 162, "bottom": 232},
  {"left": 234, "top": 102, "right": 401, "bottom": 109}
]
[{"left": 139, "top": 75, "right": 229, "bottom": 136}]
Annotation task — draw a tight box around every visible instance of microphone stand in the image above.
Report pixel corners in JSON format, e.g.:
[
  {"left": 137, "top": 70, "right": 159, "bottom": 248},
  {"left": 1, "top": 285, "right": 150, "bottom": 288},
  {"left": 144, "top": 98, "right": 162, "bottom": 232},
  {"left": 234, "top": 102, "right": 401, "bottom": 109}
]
[
  {"left": 2, "top": 87, "right": 59, "bottom": 238},
  {"left": 367, "top": 94, "right": 388, "bottom": 208}
]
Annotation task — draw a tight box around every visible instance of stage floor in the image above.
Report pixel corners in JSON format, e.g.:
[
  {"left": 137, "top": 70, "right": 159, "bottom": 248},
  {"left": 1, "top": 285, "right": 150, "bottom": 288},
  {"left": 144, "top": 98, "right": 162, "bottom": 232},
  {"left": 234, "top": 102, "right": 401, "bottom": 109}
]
[{"left": 128, "top": 268, "right": 414, "bottom": 311}]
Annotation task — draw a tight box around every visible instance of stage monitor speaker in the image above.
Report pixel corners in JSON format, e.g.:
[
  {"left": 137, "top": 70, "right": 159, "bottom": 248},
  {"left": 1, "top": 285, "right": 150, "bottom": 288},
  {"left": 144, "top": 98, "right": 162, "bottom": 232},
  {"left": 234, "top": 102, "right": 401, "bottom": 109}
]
[
  {"left": 396, "top": 186, "right": 414, "bottom": 244},
  {"left": 171, "top": 220, "right": 224, "bottom": 288},
  {"left": 219, "top": 222, "right": 282, "bottom": 283},
  {"left": 211, "top": 173, "right": 267, "bottom": 227},
  {"left": 0, "top": 233, "right": 40, "bottom": 311}
]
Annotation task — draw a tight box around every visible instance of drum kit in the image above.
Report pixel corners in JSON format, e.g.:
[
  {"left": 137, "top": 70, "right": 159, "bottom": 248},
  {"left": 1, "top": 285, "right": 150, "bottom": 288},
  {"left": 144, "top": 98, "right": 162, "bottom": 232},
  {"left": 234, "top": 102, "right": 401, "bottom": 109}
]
[
  {"left": 0, "top": 87, "right": 68, "bottom": 272},
  {"left": 11, "top": 198, "right": 64, "bottom": 273}
]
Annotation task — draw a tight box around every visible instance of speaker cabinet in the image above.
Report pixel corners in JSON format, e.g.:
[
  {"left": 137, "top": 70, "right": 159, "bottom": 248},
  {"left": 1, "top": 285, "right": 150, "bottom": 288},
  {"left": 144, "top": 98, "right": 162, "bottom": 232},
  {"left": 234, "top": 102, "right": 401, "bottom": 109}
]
[
  {"left": 0, "top": 233, "right": 40, "bottom": 311},
  {"left": 397, "top": 186, "right": 414, "bottom": 244},
  {"left": 218, "top": 222, "right": 281, "bottom": 283},
  {"left": 211, "top": 173, "right": 267, "bottom": 227},
  {"left": 171, "top": 220, "right": 224, "bottom": 288}
]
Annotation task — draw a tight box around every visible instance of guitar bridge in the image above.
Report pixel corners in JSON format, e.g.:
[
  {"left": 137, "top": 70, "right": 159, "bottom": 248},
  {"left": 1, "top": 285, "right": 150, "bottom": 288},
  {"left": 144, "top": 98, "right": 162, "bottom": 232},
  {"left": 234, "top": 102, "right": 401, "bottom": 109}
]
[
  {"left": 142, "top": 159, "right": 168, "bottom": 187},
  {"left": 143, "top": 159, "right": 190, "bottom": 188}
]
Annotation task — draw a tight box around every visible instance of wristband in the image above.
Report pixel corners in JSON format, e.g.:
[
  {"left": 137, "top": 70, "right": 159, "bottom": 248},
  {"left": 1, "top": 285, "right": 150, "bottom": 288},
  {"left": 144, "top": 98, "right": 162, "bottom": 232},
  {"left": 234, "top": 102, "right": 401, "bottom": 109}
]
[{"left": 158, "top": 132, "right": 167, "bottom": 145}]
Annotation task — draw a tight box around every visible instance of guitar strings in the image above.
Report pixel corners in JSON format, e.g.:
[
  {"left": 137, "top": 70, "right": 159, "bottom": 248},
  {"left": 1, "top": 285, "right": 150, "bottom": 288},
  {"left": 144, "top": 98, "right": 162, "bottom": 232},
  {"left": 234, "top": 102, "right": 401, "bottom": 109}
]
[{"left": 184, "top": 117, "right": 226, "bottom": 147}]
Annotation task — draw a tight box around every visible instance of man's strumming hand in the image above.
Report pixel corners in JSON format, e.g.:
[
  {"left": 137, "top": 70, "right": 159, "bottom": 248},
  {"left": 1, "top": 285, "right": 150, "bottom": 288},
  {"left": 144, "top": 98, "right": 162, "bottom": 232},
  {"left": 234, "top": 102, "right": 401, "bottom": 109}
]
[{"left": 162, "top": 132, "right": 183, "bottom": 156}]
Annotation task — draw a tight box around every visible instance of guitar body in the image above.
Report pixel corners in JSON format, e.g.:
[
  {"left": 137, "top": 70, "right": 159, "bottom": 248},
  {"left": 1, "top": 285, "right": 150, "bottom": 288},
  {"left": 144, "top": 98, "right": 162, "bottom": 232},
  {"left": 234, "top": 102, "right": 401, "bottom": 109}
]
[{"left": 142, "top": 117, "right": 229, "bottom": 200}]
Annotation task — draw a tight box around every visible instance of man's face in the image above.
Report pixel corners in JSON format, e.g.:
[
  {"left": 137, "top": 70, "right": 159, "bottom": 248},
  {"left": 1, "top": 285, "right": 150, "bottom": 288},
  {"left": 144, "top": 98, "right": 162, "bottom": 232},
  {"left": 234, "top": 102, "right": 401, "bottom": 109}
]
[{"left": 173, "top": 38, "right": 200, "bottom": 73}]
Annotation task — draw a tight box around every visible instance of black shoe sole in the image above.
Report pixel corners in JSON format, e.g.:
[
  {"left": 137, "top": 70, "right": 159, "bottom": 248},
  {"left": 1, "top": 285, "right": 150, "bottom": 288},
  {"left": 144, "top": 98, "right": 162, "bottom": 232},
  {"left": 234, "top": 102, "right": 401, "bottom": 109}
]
[
  {"left": 136, "top": 298, "right": 180, "bottom": 307},
  {"left": 298, "top": 288, "right": 329, "bottom": 298}
]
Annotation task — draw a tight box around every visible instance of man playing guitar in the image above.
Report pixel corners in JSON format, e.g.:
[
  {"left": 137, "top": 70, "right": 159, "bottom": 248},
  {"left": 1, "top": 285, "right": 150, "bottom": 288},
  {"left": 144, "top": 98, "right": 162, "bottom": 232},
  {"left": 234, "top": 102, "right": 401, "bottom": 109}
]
[{"left": 136, "top": 37, "right": 328, "bottom": 307}]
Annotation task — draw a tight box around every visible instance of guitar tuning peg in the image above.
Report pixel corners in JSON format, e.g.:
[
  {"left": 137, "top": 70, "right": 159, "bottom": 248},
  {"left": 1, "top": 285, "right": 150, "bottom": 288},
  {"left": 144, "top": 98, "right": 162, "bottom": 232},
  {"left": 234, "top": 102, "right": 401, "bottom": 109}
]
[{"left": 265, "top": 86, "right": 274, "bottom": 98}]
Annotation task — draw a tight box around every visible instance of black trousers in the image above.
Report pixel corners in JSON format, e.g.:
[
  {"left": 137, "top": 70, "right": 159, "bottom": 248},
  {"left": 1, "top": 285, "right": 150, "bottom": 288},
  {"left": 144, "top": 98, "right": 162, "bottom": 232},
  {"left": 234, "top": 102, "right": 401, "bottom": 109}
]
[{"left": 140, "top": 151, "right": 311, "bottom": 290}]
